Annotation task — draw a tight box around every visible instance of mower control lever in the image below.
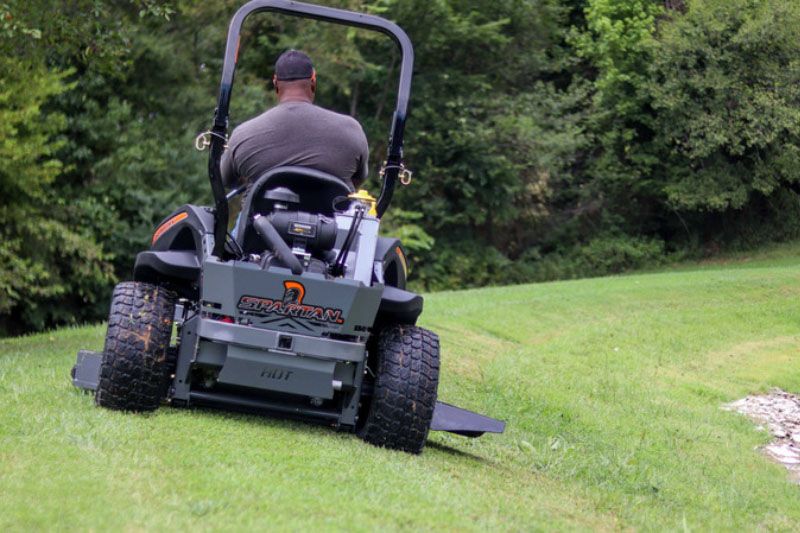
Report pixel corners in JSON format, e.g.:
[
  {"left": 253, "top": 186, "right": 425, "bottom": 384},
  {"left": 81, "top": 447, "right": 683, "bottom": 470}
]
[{"left": 330, "top": 204, "right": 365, "bottom": 277}]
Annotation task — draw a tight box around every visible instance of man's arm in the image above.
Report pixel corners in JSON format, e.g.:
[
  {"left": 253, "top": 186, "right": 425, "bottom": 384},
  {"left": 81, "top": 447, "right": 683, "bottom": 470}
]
[
  {"left": 220, "top": 145, "right": 238, "bottom": 189},
  {"left": 221, "top": 125, "right": 245, "bottom": 189}
]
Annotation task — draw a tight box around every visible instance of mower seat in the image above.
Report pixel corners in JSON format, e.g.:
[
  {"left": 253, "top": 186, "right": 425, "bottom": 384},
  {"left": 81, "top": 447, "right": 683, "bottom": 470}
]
[{"left": 236, "top": 166, "right": 353, "bottom": 254}]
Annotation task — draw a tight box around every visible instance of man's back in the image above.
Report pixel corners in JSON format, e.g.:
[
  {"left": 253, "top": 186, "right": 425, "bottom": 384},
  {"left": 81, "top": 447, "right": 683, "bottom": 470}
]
[{"left": 221, "top": 101, "right": 369, "bottom": 191}]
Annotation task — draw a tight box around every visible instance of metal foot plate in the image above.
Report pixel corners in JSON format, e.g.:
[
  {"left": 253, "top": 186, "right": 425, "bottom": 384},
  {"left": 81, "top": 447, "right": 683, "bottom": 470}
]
[
  {"left": 72, "top": 350, "right": 102, "bottom": 391},
  {"left": 430, "top": 401, "right": 506, "bottom": 437}
]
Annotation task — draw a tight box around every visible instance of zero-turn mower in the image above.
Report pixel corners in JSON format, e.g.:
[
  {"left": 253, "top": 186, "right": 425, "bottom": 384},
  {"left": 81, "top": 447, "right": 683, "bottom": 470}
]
[{"left": 71, "top": 0, "right": 504, "bottom": 453}]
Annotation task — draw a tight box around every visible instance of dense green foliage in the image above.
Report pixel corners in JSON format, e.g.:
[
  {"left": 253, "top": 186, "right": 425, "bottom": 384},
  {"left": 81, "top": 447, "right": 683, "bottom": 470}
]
[{"left": 2, "top": 0, "right": 800, "bottom": 334}]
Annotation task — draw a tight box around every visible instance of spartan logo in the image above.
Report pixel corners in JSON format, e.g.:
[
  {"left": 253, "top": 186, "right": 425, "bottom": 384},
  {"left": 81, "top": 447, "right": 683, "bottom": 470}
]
[
  {"left": 237, "top": 281, "right": 345, "bottom": 324},
  {"left": 282, "top": 281, "right": 304, "bottom": 305}
]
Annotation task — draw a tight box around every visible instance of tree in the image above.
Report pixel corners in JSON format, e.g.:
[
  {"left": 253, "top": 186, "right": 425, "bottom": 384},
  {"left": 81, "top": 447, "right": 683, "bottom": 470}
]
[
  {"left": 0, "top": 43, "right": 113, "bottom": 333},
  {"left": 0, "top": 0, "right": 172, "bottom": 333},
  {"left": 651, "top": 0, "right": 800, "bottom": 213}
]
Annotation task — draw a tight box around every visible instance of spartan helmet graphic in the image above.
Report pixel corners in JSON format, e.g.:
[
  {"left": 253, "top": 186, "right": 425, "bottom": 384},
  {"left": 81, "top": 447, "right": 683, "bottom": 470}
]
[{"left": 282, "top": 281, "right": 305, "bottom": 305}]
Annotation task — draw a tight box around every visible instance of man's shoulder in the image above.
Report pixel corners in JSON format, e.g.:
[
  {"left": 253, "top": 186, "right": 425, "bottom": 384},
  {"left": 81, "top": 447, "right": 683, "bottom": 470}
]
[
  {"left": 309, "top": 105, "right": 362, "bottom": 126},
  {"left": 229, "top": 109, "right": 274, "bottom": 139},
  {"left": 309, "top": 104, "right": 350, "bottom": 119},
  {"left": 230, "top": 103, "right": 366, "bottom": 147}
]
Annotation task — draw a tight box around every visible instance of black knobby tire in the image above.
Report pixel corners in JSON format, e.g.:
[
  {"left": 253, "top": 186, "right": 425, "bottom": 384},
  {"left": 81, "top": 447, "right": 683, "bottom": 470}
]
[
  {"left": 95, "top": 281, "right": 177, "bottom": 411},
  {"left": 358, "top": 325, "right": 440, "bottom": 453}
]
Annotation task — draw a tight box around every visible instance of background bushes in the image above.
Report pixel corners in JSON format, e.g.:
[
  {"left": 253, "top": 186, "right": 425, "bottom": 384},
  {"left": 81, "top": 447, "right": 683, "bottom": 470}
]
[{"left": 2, "top": 0, "right": 799, "bottom": 334}]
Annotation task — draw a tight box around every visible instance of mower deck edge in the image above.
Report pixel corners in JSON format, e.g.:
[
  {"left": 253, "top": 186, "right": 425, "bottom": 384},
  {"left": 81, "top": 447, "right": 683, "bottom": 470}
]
[
  {"left": 71, "top": 350, "right": 505, "bottom": 437},
  {"left": 430, "top": 401, "right": 506, "bottom": 437},
  {"left": 71, "top": 350, "right": 102, "bottom": 391}
]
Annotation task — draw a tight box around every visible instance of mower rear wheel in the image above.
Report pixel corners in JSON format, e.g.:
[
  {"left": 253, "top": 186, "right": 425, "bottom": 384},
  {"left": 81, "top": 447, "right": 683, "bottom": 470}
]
[
  {"left": 358, "top": 325, "right": 440, "bottom": 453},
  {"left": 95, "top": 281, "right": 176, "bottom": 412}
]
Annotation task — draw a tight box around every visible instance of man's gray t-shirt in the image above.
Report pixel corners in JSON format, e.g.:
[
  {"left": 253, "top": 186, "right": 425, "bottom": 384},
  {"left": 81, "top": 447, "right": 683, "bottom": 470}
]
[{"left": 221, "top": 101, "right": 369, "bottom": 190}]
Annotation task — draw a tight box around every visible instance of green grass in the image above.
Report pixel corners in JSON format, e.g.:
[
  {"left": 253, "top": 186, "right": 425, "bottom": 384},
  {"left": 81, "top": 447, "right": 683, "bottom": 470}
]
[{"left": 3, "top": 245, "right": 800, "bottom": 531}]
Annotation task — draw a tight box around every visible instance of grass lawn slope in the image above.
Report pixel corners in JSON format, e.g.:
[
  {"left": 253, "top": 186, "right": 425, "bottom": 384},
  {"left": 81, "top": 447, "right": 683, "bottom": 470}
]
[{"left": 2, "top": 246, "right": 800, "bottom": 530}]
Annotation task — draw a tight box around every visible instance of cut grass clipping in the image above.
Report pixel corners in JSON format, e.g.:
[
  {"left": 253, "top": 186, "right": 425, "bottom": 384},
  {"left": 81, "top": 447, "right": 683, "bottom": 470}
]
[{"left": 2, "top": 245, "right": 800, "bottom": 530}]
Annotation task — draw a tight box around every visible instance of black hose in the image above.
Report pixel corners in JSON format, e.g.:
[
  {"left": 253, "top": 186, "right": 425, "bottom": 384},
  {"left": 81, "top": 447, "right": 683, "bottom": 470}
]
[
  {"left": 331, "top": 205, "right": 364, "bottom": 277},
  {"left": 252, "top": 215, "right": 303, "bottom": 275}
]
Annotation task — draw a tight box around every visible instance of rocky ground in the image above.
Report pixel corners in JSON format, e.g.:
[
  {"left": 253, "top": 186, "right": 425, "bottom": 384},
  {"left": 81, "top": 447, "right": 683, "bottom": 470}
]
[{"left": 726, "top": 389, "right": 800, "bottom": 482}]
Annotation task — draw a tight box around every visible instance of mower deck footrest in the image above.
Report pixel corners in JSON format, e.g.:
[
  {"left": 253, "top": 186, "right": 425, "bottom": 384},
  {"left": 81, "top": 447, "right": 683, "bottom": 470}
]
[
  {"left": 72, "top": 350, "right": 102, "bottom": 391},
  {"left": 430, "top": 401, "right": 506, "bottom": 437}
]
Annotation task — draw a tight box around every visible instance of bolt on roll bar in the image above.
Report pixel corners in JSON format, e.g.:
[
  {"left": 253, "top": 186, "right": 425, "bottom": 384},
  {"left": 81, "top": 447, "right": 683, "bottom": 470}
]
[{"left": 207, "top": 0, "right": 414, "bottom": 258}]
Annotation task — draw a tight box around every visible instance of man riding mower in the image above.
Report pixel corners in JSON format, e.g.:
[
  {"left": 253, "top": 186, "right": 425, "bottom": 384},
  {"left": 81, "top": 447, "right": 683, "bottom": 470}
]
[{"left": 71, "top": 0, "right": 504, "bottom": 454}]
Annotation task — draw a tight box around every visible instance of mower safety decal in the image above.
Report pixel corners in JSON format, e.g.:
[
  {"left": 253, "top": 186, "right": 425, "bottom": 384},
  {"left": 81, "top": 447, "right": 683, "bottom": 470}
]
[
  {"left": 237, "top": 281, "right": 344, "bottom": 324},
  {"left": 152, "top": 211, "right": 188, "bottom": 244}
]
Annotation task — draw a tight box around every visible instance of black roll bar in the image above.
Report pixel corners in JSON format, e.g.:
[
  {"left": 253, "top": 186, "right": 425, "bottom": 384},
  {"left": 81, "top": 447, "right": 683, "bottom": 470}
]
[{"left": 208, "top": 0, "right": 414, "bottom": 258}]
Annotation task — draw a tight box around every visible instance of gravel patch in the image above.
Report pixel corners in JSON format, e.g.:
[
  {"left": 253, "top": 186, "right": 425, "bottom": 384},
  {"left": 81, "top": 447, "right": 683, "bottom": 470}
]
[{"left": 726, "top": 389, "right": 800, "bottom": 482}]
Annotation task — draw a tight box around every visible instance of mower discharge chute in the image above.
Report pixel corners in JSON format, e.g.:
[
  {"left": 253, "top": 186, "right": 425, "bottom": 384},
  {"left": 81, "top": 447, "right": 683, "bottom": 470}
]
[{"left": 71, "top": 0, "right": 504, "bottom": 453}]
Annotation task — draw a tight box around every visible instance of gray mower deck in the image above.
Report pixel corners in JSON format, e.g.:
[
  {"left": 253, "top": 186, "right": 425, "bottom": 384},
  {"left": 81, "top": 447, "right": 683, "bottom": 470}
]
[{"left": 72, "top": 350, "right": 505, "bottom": 438}]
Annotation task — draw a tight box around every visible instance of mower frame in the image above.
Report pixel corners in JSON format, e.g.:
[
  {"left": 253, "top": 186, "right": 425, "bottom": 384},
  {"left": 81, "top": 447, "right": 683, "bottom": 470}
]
[
  {"left": 208, "top": 0, "right": 413, "bottom": 258},
  {"left": 71, "top": 0, "right": 504, "bottom": 453}
]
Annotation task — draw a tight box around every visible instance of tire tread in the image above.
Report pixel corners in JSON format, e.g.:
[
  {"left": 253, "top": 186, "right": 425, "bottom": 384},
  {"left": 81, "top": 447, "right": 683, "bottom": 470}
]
[
  {"left": 95, "top": 281, "right": 176, "bottom": 411},
  {"left": 359, "top": 325, "right": 440, "bottom": 453}
]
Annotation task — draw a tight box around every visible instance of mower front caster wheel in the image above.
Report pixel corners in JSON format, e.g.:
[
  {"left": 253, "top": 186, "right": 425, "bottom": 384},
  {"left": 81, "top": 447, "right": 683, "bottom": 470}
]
[
  {"left": 358, "top": 325, "right": 440, "bottom": 453},
  {"left": 95, "top": 281, "right": 177, "bottom": 412}
]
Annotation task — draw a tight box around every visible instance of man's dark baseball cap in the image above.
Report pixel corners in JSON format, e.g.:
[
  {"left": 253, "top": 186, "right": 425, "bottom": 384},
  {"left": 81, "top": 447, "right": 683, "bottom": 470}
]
[{"left": 275, "top": 50, "right": 314, "bottom": 81}]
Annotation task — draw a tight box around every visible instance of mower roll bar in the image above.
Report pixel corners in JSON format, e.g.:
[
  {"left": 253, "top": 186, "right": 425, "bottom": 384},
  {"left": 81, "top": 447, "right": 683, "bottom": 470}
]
[{"left": 208, "top": 0, "right": 414, "bottom": 258}]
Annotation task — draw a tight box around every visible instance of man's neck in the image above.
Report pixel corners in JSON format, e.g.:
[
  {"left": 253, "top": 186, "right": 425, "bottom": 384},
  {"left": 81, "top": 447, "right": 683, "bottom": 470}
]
[
  {"left": 278, "top": 90, "right": 313, "bottom": 105},
  {"left": 279, "top": 97, "right": 312, "bottom": 104}
]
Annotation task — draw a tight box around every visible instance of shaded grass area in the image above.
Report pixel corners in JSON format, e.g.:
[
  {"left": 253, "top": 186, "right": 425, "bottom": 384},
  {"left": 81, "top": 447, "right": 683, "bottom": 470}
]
[
  {"left": 667, "top": 240, "right": 800, "bottom": 272},
  {"left": 2, "top": 249, "right": 800, "bottom": 530}
]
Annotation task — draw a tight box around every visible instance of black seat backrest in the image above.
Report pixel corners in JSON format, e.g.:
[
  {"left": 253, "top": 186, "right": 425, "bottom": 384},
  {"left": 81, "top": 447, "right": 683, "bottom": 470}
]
[{"left": 235, "top": 166, "right": 353, "bottom": 252}]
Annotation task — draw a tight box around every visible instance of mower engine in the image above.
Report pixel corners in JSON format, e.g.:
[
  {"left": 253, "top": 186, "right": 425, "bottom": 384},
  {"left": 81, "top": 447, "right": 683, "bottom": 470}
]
[{"left": 247, "top": 187, "right": 339, "bottom": 275}]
